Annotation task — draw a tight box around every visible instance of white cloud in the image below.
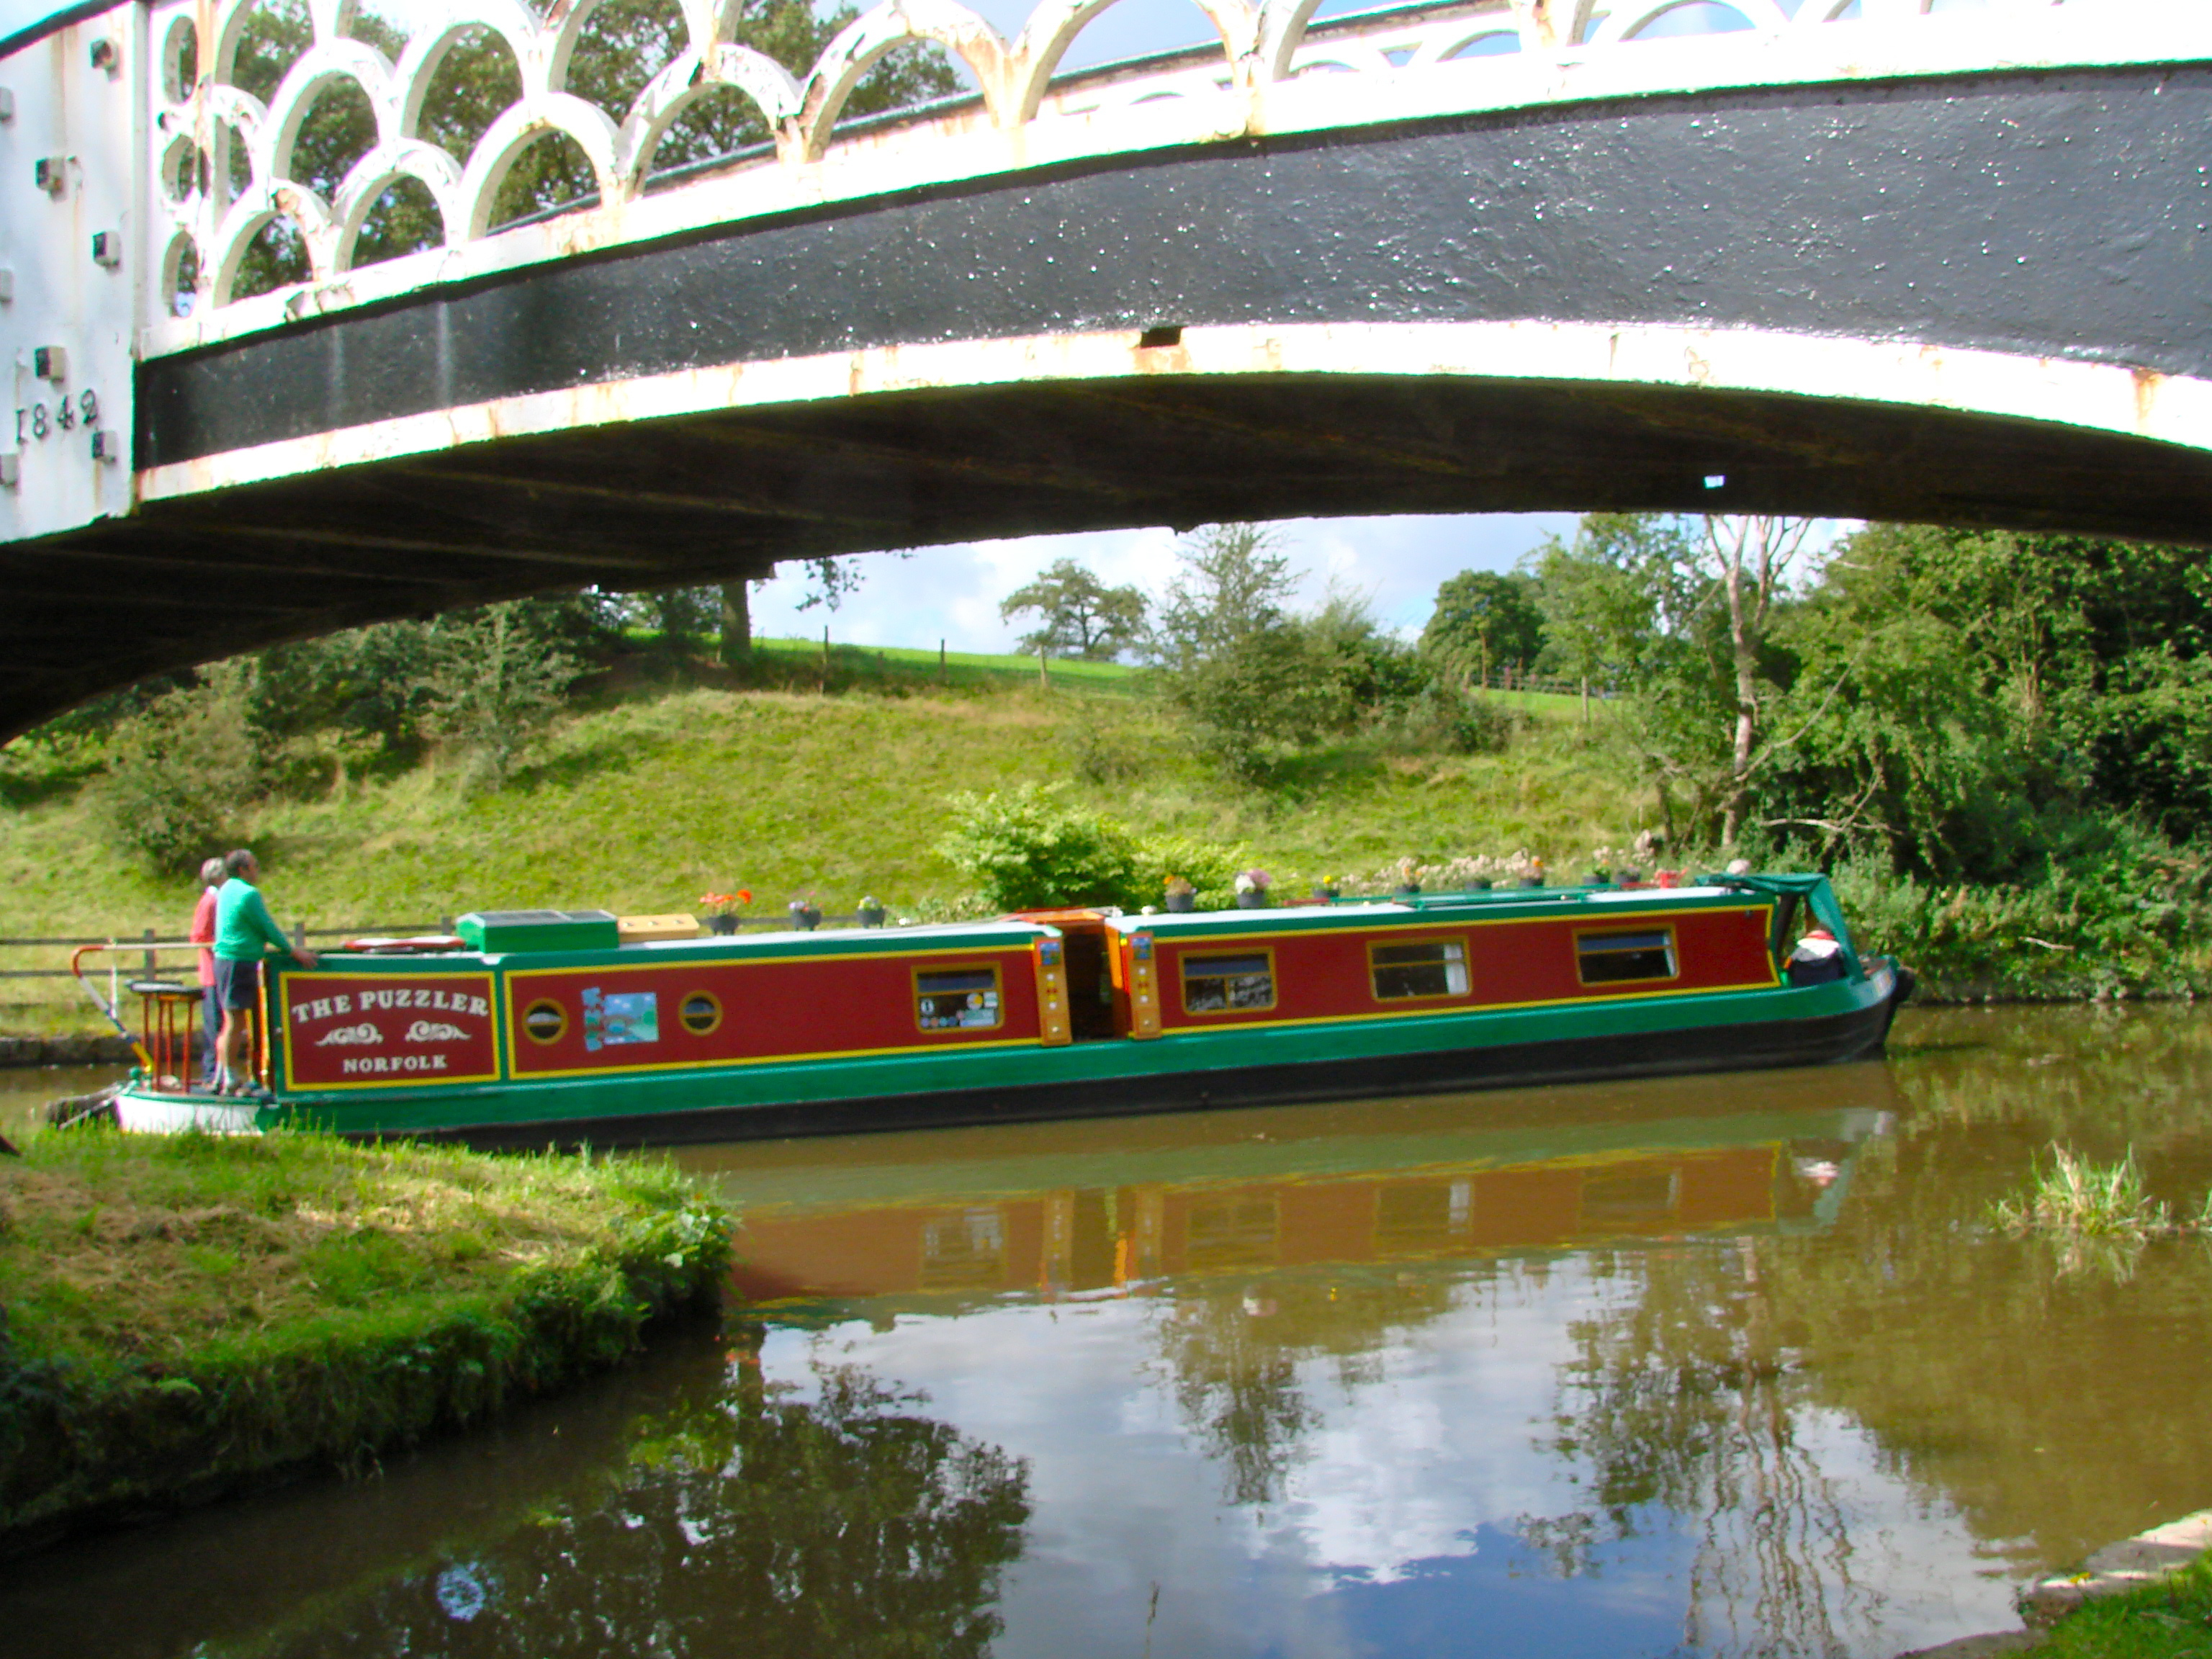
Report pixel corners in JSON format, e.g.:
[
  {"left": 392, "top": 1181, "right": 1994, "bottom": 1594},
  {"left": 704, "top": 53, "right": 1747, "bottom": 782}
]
[{"left": 757, "top": 1253, "right": 2021, "bottom": 1659}]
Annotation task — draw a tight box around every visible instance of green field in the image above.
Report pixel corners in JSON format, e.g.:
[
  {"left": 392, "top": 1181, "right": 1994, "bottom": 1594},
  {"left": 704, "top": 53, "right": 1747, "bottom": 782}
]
[{"left": 0, "top": 665, "right": 1638, "bottom": 1033}]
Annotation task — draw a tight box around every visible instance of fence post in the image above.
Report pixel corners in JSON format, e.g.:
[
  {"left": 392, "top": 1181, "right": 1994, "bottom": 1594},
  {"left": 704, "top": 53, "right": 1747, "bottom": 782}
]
[
  {"left": 294, "top": 917, "right": 308, "bottom": 952},
  {"left": 142, "top": 927, "right": 155, "bottom": 976},
  {"left": 939, "top": 639, "right": 946, "bottom": 685},
  {"left": 1038, "top": 647, "right": 1048, "bottom": 691},
  {"left": 440, "top": 915, "right": 454, "bottom": 936}
]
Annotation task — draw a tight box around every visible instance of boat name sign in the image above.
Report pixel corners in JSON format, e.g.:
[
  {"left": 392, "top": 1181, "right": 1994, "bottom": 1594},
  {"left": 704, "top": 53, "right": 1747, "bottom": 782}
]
[{"left": 279, "top": 972, "right": 503, "bottom": 1089}]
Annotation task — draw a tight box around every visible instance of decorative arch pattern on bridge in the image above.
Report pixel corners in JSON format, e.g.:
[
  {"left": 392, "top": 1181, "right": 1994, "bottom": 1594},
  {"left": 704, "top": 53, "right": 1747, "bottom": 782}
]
[{"left": 1, "top": 0, "right": 2210, "bottom": 735}]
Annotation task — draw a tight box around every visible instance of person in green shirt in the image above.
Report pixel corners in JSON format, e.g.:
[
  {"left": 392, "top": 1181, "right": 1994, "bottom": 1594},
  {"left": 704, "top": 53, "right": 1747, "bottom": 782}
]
[{"left": 212, "top": 848, "right": 318, "bottom": 1093}]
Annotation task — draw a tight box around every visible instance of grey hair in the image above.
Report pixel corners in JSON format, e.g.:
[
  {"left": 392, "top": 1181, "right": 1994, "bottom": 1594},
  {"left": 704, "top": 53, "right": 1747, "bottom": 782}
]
[
  {"left": 199, "top": 856, "right": 228, "bottom": 886},
  {"left": 223, "top": 848, "right": 257, "bottom": 878}
]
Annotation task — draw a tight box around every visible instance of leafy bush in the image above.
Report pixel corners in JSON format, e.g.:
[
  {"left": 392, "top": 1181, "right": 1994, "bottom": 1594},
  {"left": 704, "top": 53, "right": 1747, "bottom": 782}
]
[
  {"left": 937, "top": 787, "right": 1248, "bottom": 911},
  {"left": 938, "top": 785, "right": 1141, "bottom": 909},
  {"left": 1827, "top": 823, "right": 2212, "bottom": 999},
  {"left": 1378, "top": 685, "right": 1519, "bottom": 756},
  {"left": 99, "top": 667, "right": 264, "bottom": 872}
]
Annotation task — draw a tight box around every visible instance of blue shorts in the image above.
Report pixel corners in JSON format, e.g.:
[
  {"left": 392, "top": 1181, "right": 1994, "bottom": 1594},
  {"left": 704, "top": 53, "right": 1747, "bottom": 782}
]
[{"left": 213, "top": 957, "right": 262, "bottom": 1012}]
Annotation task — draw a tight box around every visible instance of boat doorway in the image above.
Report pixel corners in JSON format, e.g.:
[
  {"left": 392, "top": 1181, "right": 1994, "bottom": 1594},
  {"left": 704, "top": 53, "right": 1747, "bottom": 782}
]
[{"left": 1013, "top": 910, "right": 1124, "bottom": 1041}]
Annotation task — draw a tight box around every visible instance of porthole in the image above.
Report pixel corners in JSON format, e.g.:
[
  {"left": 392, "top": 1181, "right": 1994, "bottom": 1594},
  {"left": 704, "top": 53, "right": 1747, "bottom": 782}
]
[
  {"left": 522, "top": 999, "right": 567, "bottom": 1044},
  {"left": 679, "top": 991, "right": 721, "bottom": 1035}
]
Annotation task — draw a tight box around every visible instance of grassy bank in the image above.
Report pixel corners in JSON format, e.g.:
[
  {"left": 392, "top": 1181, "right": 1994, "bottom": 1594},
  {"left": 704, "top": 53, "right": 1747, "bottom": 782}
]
[
  {"left": 0, "top": 1130, "right": 729, "bottom": 1548},
  {"left": 0, "top": 675, "right": 1614, "bottom": 1033}
]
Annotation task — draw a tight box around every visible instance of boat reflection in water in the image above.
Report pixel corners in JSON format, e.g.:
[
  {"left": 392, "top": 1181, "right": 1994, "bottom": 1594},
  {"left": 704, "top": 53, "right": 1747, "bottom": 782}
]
[{"left": 688, "top": 1070, "right": 1892, "bottom": 1314}]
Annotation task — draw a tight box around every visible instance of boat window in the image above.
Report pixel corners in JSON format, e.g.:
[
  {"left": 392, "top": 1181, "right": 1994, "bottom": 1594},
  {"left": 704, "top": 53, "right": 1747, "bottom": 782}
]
[
  {"left": 521, "top": 999, "right": 566, "bottom": 1044},
  {"left": 917, "top": 966, "right": 1003, "bottom": 1031},
  {"left": 679, "top": 992, "right": 721, "bottom": 1035},
  {"left": 1181, "top": 950, "right": 1275, "bottom": 1015},
  {"left": 1576, "top": 927, "right": 1678, "bottom": 985},
  {"left": 920, "top": 1208, "right": 1007, "bottom": 1287},
  {"left": 1370, "top": 938, "right": 1469, "bottom": 1000}
]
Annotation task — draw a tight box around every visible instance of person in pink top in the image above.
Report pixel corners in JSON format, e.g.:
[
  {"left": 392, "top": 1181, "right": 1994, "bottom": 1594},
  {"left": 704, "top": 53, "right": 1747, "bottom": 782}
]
[{"left": 189, "top": 855, "right": 224, "bottom": 1086}]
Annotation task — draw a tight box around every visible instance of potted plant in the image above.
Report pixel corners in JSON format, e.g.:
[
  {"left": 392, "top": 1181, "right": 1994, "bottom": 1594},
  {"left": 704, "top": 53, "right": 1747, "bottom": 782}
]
[
  {"left": 1234, "top": 869, "right": 1272, "bottom": 909},
  {"left": 1518, "top": 856, "right": 1546, "bottom": 889},
  {"left": 789, "top": 896, "right": 822, "bottom": 931},
  {"left": 1315, "top": 876, "right": 1342, "bottom": 903},
  {"left": 699, "top": 889, "right": 751, "bottom": 935},
  {"left": 1164, "top": 875, "right": 1197, "bottom": 914},
  {"left": 1393, "top": 856, "right": 1422, "bottom": 901},
  {"left": 858, "top": 894, "right": 886, "bottom": 929}
]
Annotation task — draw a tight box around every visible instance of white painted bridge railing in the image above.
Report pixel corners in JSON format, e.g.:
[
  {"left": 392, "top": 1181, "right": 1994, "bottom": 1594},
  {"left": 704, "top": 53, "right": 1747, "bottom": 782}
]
[{"left": 143, "top": 0, "right": 2079, "bottom": 324}]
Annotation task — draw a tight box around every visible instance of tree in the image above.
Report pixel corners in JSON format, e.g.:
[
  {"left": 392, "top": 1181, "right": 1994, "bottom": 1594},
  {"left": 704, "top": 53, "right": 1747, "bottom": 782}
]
[
  {"left": 1529, "top": 515, "right": 1681, "bottom": 725},
  {"left": 1300, "top": 586, "right": 1429, "bottom": 717},
  {"left": 421, "top": 600, "right": 580, "bottom": 788},
  {"left": 1707, "top": 516, "right": 1817, "bottom": 845},
  {"left": 98, "top": 665, "right": 264, "bottom": 871},
  {"left": 998, "top": 559, "right": 1148, "bottom": 660},
  {"left": 1421, "top": 569, "right": 1543, "bottom": 690},
  {"left": 1754, "top": 523, "right": 2212, "bottom": 878},
  {"left": 1152, "top": 524, "right": 1343, "bottom": 778},
  {"left": 719, "top": 580, "right": 754, "bottom": 665}
]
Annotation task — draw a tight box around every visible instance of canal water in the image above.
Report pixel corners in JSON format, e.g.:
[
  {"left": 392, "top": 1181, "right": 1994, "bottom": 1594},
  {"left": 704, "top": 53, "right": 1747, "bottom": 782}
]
[{"left": 7, "top": 1004, "right": 2212, "bottom": 1658}]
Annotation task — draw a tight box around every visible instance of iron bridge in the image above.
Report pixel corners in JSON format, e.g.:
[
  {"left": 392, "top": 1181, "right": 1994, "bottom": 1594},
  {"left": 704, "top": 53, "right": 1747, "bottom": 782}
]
[{"left": 0, "top": 0, "right": 2209, "bottom": 732}]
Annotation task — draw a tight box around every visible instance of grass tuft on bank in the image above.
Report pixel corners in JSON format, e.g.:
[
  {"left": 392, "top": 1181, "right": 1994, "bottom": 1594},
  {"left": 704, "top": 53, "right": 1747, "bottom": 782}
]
[
  {"left": 0, "top": 1129, "right": 729, "bottom": 1548},
  {"left": 2030, "top": 1554, "right": 2212, "bottom": 1657}
]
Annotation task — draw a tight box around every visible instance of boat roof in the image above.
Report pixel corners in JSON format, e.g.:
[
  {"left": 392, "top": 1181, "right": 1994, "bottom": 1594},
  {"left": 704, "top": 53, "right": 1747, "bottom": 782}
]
[
  {"left": 323, "top": 880, "right": 1804, "bottom": 963},
  {"left": 1095, "top": 885, "right": 1755, "bottom": 937}
]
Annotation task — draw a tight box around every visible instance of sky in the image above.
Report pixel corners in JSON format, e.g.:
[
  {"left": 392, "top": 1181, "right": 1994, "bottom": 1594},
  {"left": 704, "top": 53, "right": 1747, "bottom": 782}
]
[{"left": 750, "top": 512, "right": 1580, "bottom": 654}]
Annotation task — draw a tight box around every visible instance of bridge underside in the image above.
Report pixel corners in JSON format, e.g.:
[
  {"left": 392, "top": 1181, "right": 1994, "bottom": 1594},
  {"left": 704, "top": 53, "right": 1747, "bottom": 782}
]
[
  {"left": 12, "top": 58, "right": 2212, "bottom": 736},
  {"left": 14, "top": 372, "right": 2211, "bottom": 739}
]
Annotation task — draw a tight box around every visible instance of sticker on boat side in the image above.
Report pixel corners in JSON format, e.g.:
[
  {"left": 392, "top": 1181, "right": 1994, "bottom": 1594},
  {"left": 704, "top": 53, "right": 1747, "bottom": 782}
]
[
  {"left": 279, "top": 971, "right": 502, "bottom": 1089},
  {"left": 582, "top": 986, "right": 660, "bottom": 1050}
]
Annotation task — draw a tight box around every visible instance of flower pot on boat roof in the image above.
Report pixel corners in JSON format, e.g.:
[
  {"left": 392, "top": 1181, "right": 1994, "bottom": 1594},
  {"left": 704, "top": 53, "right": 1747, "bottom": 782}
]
[
  {"left": 790, "top": 899, "right": 822, "bottom": 932},
  {"left": 1234, "top": 869, "right": 1272, "bottom": 909},
  {"left": 699, "top": 890, "right": 751, "bottom": 935},
  {"left": 858, "top": 897, "right": 886, "bottom": 929},
  {"left": 1164, "top": 876, "right": 1197, "bottom": 914}
]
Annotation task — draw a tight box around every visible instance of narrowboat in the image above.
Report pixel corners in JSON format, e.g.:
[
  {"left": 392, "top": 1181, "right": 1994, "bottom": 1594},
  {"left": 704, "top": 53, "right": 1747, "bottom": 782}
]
[{"left": 88, "top": 872, "right": 1911, "bottom": 1146}]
